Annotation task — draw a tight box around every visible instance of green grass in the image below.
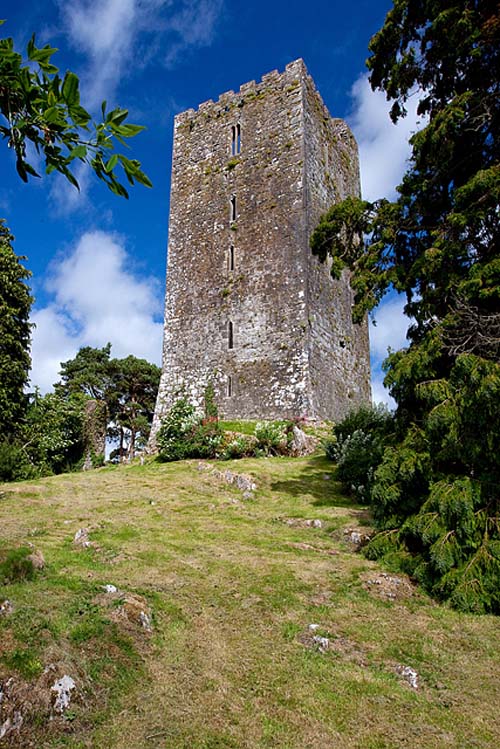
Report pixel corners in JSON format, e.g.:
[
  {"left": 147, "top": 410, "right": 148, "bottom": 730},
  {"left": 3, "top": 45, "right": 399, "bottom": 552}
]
[{"left": 1, "top": 454, "right": 499, "bottom": 748}]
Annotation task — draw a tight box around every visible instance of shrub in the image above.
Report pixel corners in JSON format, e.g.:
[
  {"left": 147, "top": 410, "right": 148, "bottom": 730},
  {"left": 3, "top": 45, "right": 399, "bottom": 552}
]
[
  {"left": 324, "top": 404, "right": 394, "bottom": 502},
  {"left": 0, "top": 439, "right": 33, "bottom": 482},
  {"left": 219, "top": 433, "right": 257, "bottom": 460},
  {"left": 0, "top": 547, "right": 36, "bottom": 583},
  {"left": 254, "top": 421, "right": 288, "bottom": 456},
  {"left": 157, "top": 397, "right": 222, "bottom": 462}
]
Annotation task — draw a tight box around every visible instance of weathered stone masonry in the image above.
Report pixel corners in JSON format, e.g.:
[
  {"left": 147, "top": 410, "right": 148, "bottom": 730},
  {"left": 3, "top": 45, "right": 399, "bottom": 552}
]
[{"left": 150, "top": 59, "right": 370, "bottom": 442}]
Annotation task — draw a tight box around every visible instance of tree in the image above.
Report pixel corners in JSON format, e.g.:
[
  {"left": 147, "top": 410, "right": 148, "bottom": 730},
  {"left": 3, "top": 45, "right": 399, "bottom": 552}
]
[
  {"left": 108, "top": 356, "right": 161, "bottom": 460},
  {"left": 0, "top": 220, "right": 32, "bottom": 437},
  {"left": 0, "top": 20, "right": 151, "bottom": 197},
  {"left": 311, "top": 0, "right": 500, "bottom": 613},
  {"left": 56, "top": 347, "right": 160, "bottom": 463}
]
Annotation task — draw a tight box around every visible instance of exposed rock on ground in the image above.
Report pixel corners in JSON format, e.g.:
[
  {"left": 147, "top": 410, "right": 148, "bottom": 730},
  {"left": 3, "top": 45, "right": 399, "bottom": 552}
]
[
  {"left": 288, "top": 426, "right": 318, "bottom": 457},
  {"left": 343, "top": 528, "right": 371, "bottom": 550},
  {"left": 198, "top": 463, "right": 257, "bottom": 493},
  {"left": 363, "top": 571, "right": 415, "bottom": 601},
  {"left": 51, "top": 675, "right": 76, "bottom": 713},
  {"left": 280, "top": 517, "right": 323, "bottom": 529},
  {"left": 396, "top": 664, "right": 419, "bottom": 689}
]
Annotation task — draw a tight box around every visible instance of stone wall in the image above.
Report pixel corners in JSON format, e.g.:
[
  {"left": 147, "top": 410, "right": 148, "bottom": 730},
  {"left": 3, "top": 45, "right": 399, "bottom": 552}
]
[{"left": 150, "top": 59, "right": 370, "bottom": 444}]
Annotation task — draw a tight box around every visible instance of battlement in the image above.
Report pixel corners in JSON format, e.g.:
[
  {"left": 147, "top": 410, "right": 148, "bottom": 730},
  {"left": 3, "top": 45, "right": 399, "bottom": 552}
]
[{"left": 174, "top": 58, "right": 321, "bottom": 126}]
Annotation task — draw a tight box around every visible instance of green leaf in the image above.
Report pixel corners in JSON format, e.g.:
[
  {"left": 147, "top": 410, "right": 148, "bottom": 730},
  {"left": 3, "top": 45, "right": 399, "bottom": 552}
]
[
  {"left": 62, "top": 72, "right": 80, "bottom": 107},
  {"left": 68, "top": 145, "right": 87, "bottom": 161},
  {"left": 104, "top": 154, "right": 119, "bottom": 173},
  {"left": 68, "top": 105, "right": 91, "bottom": 127}
]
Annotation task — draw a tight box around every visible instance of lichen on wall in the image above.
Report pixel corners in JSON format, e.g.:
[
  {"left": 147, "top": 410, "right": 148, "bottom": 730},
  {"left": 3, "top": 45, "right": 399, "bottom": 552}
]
[{"left": 150, "top": 59, "right": 370, "bottom": 445}]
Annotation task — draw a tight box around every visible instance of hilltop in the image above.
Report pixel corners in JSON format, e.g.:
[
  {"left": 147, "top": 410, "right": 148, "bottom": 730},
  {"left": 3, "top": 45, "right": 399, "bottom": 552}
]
[{"left": 0, "top": 454, "right": 499, "bottom": 748}]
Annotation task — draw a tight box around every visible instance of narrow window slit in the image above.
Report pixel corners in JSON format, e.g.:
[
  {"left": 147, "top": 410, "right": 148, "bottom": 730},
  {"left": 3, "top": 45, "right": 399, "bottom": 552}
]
[
  {"left": 230, "top": 195, "right": 237, "bottom": 222},
  {"left": 228, "top": 320, "right": 234, "bottom": 349},
  {"left": 231, "top": 124, "right": 241, "bottom": 155},
  {"left": 227, "top": 375, "right": 232, "bottom": 397},
  {"left": 229, "top": 245, "right": 235, "bottom": 271}
]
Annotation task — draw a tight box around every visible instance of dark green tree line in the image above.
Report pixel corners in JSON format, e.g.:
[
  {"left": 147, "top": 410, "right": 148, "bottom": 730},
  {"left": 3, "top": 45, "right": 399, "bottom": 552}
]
[{"left": 312, "top": 0, "right": 500, "bottom": 612}]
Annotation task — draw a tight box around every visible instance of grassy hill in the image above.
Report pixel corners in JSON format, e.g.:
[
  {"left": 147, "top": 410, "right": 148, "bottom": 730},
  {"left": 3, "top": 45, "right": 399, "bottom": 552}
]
[{"left": 1, "top": 454, "right": 499, "bottom": 748}]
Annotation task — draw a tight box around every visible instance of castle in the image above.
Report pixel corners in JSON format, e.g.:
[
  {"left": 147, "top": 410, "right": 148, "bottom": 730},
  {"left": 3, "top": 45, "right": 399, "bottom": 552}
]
[{"left": 150, "top": 59, "right": 370, "bottom": 441}]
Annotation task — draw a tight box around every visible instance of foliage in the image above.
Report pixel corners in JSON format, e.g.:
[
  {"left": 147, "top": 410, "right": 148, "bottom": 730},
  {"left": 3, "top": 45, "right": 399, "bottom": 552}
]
[
  {"left": 157, "top": 397, "right": 223, "bottom": 462},
  {"left": 0, "top": 438, "right": 33, "bottom": 482},
  {"left": 0, "top": 546, "right": 35, "bottom": 583},
  {"left": 56, "top": 347, "right": 160, "bottom": 463},
  {"left": 107, "top": 356, "right": 161, "bottom": 460},
  {"left": 21, "top": 390, "right": 87, "bottom": 475},
  {"left": 219, "top": 433, "right": 258, "bottom": 460},
  {"left": 0, "top": 21, "right": 151, "bottom": 196},
  {"left": 0, "top": 220, "right": 33, "bottom": 438},
  {"left": 324, "top": 405, "right": 394, "bottom": 502},
  {"left": 311, "top": 1, "right": 500, "bottom": 612},
  {"left": 203, "top": 382, "right": 219, "bottom": 421},
  {"left": 254, "top": 421, "right": 289, "bottom": 456}
]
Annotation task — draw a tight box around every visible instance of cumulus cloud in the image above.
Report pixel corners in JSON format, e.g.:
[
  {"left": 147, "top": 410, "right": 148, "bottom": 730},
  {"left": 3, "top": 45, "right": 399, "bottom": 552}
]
[
  {"left": 369, "top": 295, "right": 409, "bottom": 362},
  {"left": 29, "top": 230, "right": 163, "bottom": 392},
  {"left": 349, "top": 75, "right": 423, "bottom": 201},
  {"left": 369, "top": 295, "right": 411, "bottom": 409},
  {"left": 347, "top": 76, "right": 423, "bottom": 403},
  {"left": 58, "top": 0, "right": 224, "bottom": 108}
]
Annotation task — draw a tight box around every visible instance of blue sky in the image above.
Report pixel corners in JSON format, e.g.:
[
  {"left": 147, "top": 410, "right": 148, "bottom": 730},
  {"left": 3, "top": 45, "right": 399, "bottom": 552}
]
[{"left": 1, "top": 0, "right": 419, "bottom": 403}]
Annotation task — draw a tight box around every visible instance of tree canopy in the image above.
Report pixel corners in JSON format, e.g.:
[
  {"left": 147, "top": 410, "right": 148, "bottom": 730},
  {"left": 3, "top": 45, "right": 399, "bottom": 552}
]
[
  {"left": 311, "top": 0, "right": 500, "bottom": 613},
  {"left": 0, "top": 20, "right": 151, "bottom": 197},
  {"left": 0, "top": 220, "right": 32, "bottom": 438}
]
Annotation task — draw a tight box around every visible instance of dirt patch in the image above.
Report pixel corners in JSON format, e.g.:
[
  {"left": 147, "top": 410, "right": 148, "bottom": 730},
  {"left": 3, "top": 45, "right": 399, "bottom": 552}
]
[{"left": 362, "top": 571, "right": 416, "bottom": 601}]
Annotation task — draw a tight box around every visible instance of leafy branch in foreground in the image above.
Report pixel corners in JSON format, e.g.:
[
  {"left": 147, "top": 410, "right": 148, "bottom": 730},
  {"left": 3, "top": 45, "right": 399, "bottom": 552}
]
[{"left": 0, "top": 21, "right": 152, "bottom": 197}]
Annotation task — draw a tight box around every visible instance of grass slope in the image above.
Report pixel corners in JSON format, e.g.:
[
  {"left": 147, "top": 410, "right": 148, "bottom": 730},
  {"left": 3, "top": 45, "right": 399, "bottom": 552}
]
[{"left": 0, "top": 455, "right": 499, "bottom": 748}]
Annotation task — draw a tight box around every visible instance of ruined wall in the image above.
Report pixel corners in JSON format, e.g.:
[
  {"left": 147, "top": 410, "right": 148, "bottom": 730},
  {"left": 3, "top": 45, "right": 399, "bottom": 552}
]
[{"left": 150, "top": 59, "right": 370, "bottom": 443}]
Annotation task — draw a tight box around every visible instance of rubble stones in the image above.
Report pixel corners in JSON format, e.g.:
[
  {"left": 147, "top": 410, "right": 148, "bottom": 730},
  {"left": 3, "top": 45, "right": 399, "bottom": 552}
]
[
  {"left": 343, "top": 528, "right": 371, "bottom": 549},
  {"left": 26, "top": 549, "right": 45, "bottom": 570},
  {"left": 73, "top": 528, "right": 92, "bottom": 547},
  {"left": 51, "top": 675, "right": 76, "bottom": 713},
  {"left": 0, "top": 599, "right": 13, "bottom": 617},
  {"left": 396, "top": 664, "right": 419, "bottom": 689},
  {"left": 288, "top": 426, "right": 318, "bottom": 457},
  {"left": 364, "top": 572, "right": 415, "bottom": 601}
]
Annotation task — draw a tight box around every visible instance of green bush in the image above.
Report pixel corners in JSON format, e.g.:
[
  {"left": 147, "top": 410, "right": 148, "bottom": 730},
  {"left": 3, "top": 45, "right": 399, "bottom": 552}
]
[
  {"left": 364, "top": 355, "right": 500, "bottom": 614},
  {"left": 0, "top": 439, "right": 33, "bottom": 482},
  {"left": 157, "top": 397, "right": 222, "bottom": 462},
  {"left": 219, "top": 433, "right": 257, "bottom": 460},
  {"left": 0, "top": 547, "right": 36, "bottom": 583},
  {"left": 324, "top": 404, "right": 394, "bottom": 502},
  {"left": 254, "top": 421, "right": 289, "bottom": 456}
]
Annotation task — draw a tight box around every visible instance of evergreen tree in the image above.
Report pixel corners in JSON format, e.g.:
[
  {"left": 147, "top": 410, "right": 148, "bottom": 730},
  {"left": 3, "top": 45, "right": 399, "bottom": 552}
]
[
  {"left": 311, "top": 0, "right": 500, "bottom": 612},
  {"left": 0, "top": 220, "right": 32, "bottom": 437}
]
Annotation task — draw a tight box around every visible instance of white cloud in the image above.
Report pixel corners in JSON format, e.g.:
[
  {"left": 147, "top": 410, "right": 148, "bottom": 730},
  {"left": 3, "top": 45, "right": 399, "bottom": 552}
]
[
  {"left": 368, "top": 294, "right": 411, "bottom": 410},
  {"left": 371, "top": 374, "right": 396, "bottom": 410},
  {"left": 369, "top": 295, "right": 409, "bottom": 363},
  {"left": 58, "top": 0, "right": 224, "bottom": 108},
  {"left": 29, "top": 230, "right": 163, "bottom": 392},
  {"left": 348, "top": 75, "right": 423, "bottom": 201}
]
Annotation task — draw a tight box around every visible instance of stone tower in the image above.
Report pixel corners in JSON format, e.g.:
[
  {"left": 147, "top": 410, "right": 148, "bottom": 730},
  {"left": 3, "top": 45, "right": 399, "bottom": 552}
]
[{"left": 150, "top": 59, "right": 370, "bottom": 441}]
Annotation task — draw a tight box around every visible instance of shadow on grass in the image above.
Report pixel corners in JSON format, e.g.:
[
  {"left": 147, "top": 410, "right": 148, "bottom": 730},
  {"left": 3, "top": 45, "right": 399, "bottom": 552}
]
[{"left": 269, "top": 455, "right": 363, "bottom": 508}]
